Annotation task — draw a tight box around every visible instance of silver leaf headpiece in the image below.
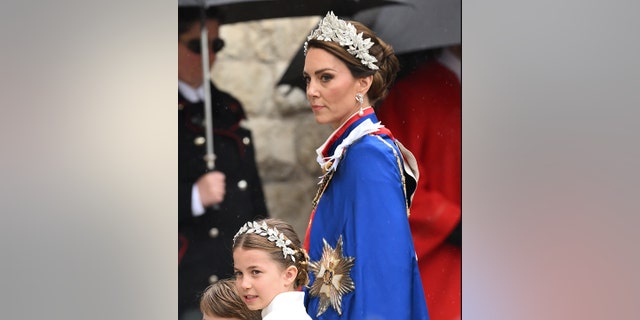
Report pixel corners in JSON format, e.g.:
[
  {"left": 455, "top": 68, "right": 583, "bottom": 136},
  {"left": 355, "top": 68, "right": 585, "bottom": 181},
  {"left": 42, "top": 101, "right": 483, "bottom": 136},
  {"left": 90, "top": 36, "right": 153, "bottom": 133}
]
[
  {"left": 233, "top": 221, "right": 297, "bottom": 262},
  {"left": 304, "top": 11, "right": 379, "bottom": 70}
]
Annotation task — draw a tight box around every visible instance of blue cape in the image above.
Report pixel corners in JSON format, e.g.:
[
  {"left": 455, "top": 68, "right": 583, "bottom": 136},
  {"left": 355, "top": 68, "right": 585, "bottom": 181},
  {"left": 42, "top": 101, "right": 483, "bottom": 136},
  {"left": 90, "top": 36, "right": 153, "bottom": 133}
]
[{"left": 304, "top": 112, "right": 430, "bottom": 320}]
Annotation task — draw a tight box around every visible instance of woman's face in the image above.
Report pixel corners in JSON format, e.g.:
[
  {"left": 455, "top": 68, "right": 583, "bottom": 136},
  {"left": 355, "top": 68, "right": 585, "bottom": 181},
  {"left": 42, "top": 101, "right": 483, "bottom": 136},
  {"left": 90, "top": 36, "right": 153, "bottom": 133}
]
[
  {"left": 233, "top": 247, "right": 294, "bottom": 311},
  {"left": 303, "top": 47, "right": 365, "bottom": 129}
]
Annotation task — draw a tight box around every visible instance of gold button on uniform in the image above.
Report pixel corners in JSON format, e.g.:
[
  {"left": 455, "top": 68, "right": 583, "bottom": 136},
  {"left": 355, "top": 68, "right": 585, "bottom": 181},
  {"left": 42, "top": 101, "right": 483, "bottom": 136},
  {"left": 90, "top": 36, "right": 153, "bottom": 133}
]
[
  {"left": 194, "top": 136, "right": 205, "bottom": 146},
  {"left": 209, "top": 227, "right": 220, "bottom": 238},
  {"left": 237, "top": 180, "right": 248, "bottom": 191},
  {"left": 209, "top": 275, "right": 219, "bottom": 283}
]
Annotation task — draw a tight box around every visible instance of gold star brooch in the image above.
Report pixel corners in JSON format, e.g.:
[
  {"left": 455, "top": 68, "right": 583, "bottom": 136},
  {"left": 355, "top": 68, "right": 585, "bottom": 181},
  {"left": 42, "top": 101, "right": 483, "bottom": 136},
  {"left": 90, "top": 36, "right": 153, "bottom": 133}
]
[{"left": 308, "top": 235, "right": 355, "bottom": 317}]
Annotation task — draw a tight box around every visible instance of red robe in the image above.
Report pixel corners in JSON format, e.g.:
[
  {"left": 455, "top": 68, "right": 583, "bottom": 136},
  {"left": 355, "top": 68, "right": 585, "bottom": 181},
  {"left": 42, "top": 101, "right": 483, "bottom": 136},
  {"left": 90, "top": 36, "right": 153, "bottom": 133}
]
[{"left": 378, "top": 58, "right": 461, "bottom": 320}]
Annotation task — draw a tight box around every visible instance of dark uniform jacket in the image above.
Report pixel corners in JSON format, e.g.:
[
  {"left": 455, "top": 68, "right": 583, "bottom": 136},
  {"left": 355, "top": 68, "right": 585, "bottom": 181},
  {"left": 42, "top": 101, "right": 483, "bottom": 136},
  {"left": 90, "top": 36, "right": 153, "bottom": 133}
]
[{"left": 178, "top": 82, "right": 268, "bottom": 316}]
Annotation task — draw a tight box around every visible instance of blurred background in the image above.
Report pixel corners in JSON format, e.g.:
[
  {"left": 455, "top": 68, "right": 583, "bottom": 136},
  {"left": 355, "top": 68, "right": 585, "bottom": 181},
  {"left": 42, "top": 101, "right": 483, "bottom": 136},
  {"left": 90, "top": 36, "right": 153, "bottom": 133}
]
[{"left": 211, "top": 15, "right": 328, "bottom": 236}]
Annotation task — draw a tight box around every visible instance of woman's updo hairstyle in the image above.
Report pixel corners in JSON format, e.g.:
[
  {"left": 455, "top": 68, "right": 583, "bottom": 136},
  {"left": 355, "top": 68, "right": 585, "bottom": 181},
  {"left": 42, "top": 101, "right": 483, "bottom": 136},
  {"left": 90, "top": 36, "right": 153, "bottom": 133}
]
[
  {"left": 233, "top": 218, "right": 310, "bottom": 289},
  {"left": 305, "top": 21, "right": 399, "bottom": 104}
]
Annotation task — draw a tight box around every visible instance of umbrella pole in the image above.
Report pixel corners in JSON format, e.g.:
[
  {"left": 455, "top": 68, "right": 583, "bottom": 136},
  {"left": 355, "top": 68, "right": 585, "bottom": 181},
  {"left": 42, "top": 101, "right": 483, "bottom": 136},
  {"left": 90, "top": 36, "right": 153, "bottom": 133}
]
[{"left": 200, "top": 6, "right": 216, "bottom": 171}]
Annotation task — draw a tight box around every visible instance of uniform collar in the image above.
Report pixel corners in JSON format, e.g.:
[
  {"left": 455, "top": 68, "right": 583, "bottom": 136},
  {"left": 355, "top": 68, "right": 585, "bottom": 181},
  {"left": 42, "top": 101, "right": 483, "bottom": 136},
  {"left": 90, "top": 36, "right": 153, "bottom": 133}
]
[{"left": 178, "top": 80, "right": 205, "bottom": 103}]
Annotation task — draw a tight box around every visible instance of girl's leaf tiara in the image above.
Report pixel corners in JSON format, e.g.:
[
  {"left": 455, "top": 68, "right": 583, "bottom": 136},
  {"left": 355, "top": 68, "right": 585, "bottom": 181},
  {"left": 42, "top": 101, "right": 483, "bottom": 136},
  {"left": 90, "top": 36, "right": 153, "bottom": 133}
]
[
  {"left": 304, "top": 11, "right": 379, "bottom": 70},
  {"left": 233, "top": 221, "right": 297, "bottom": 262}
]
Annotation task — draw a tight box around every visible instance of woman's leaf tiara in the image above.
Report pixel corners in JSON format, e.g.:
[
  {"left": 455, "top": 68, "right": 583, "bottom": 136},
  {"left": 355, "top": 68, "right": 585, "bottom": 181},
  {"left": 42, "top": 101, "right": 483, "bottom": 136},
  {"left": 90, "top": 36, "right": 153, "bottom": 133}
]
[{"left": 304, "top": 11, "right": 379, "bottom": 70}]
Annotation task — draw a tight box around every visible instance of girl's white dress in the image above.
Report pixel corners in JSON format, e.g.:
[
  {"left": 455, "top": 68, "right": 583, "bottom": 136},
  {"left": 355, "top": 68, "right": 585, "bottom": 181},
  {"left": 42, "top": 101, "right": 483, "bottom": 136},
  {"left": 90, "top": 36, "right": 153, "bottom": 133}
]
[{"left": 261, "top": 291, "right": 311, "bottom": 320}]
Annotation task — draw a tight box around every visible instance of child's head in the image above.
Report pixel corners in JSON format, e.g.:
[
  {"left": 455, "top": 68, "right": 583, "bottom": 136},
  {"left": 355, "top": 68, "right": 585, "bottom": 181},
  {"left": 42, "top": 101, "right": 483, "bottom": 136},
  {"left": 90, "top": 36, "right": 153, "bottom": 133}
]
[
  {"left": 232, "top": 218, "right": 310, "bottom": 311},
  {"left": 199, "top": 278, "right": 261, "bottom": 320}
]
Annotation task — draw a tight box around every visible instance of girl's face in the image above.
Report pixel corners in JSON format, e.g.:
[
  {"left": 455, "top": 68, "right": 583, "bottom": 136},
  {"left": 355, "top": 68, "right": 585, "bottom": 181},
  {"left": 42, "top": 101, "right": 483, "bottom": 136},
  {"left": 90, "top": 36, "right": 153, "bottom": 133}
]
[
  {"left": 303, "top": 47, "right": 370, "bottom": 129},
  {"left": 233, "top": 247, "right": 296, "bottom": 311}
]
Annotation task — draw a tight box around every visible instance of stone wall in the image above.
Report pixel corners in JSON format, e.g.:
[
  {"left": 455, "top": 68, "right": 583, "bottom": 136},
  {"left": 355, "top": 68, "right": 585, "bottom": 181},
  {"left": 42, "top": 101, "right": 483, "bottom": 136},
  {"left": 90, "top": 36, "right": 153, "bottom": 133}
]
[{"left": 212, "top": 17, "right": 333, "bottom": 237}]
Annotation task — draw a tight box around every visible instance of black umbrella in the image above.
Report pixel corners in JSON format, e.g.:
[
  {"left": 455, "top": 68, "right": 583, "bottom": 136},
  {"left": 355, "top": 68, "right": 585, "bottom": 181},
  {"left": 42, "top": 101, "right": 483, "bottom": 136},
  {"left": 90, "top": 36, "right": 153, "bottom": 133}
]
[
  {"left": 354, "top": 0, "right": 460, "bottom": 55},
  {"left": 277, "top": 0, "right": 461, "bottom": 90},
  {"left": 178, "top": 0, "right": 405, "bottom": 170},
  {"left": 180, "top": 0, "right": 407, "bottom": 25}
]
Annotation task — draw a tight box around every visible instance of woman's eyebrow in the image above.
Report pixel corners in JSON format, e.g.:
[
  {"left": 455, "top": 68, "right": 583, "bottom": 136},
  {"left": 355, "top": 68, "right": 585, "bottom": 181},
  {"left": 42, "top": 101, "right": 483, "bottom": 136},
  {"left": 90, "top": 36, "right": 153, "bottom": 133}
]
[{"left": 314, "top": 68, "right": 335, "bottom": 75}]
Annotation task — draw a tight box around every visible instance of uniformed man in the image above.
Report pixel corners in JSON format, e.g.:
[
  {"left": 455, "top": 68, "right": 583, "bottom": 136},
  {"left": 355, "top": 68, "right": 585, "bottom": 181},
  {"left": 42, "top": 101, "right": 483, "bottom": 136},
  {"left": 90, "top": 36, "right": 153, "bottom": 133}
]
[{"left": 178, "top": 7, "right": 269, "bottom": 320}]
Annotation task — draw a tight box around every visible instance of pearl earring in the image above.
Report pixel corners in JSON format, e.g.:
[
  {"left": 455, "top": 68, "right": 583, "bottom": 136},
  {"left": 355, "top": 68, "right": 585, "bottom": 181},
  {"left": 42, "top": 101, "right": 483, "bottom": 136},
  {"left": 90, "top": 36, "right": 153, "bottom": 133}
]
[{"left": 355, "top": 93, "right": 364, "bottom": 116}]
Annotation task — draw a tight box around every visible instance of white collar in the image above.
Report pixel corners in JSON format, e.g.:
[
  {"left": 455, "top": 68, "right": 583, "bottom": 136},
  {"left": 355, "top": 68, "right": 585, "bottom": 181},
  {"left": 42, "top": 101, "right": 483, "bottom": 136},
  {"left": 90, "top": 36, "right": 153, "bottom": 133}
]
[
  {"left": 438, "top": 48, "right": 461, "bottom": 82},
  {"left": 178, "top": 80, "right": 205, "bottom": 103},
  {"left": 315, "top": 116, "right": 383, "bottom": 176},
  {"left": 261, "top": 291, "right": 308, "bottom": 319}
]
